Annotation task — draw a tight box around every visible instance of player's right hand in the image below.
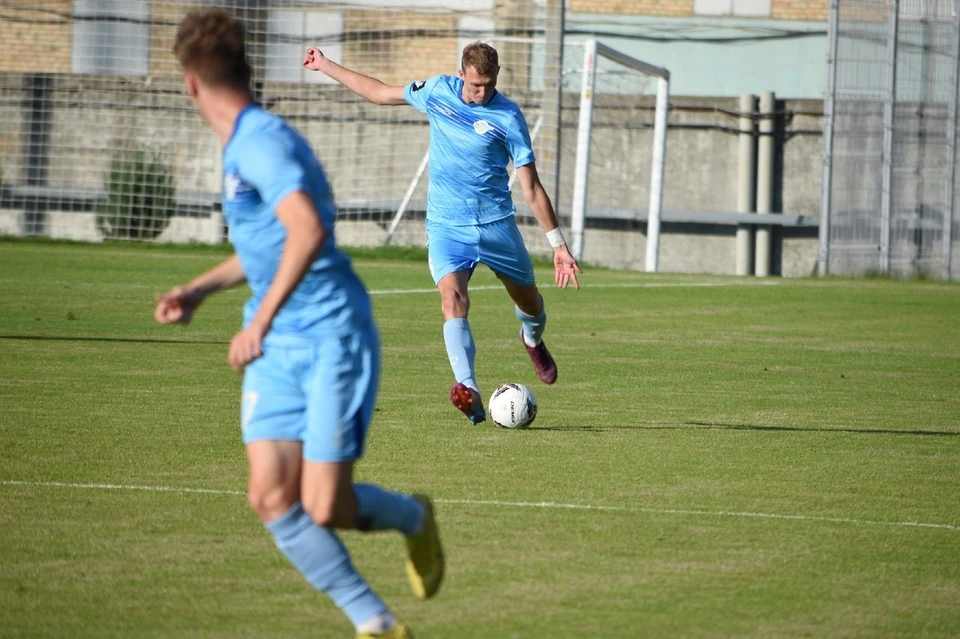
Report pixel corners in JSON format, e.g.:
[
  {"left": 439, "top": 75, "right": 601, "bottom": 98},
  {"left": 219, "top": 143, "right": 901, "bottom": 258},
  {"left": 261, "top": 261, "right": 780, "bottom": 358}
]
[
  {"left": 553, "top": 245, "right": 583, "bottom": 290},
  {"left": 154, "top": 286, "right": 203, "bottom": 325},
  {"left": 302, "top": 47, "right": 325, "bottom": 71}
]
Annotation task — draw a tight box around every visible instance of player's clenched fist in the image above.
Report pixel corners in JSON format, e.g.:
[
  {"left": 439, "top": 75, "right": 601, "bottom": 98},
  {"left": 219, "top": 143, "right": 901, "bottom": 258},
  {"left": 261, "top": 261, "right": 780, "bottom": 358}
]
[
  {"left": 302, "top": 47, "right": 325, "bottom": 71},
  {"left": 153, "top": 286, "right": 203, "bottom": 325}
]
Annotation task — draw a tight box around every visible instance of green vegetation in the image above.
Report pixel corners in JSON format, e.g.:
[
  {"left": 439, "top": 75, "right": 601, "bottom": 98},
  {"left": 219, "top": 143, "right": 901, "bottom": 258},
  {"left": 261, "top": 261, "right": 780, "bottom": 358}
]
[
  {"left": 97, "top": 144, "right": 176, "bottom": 240},
  {"left": 1, "top": 240, "right": 958, "bottom": 637}
]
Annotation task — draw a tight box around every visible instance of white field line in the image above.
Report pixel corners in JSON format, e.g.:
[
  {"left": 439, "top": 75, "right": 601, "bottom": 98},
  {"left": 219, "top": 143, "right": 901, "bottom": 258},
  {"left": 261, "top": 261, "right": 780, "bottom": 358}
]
[
  {"left": 0, "top": 279, "right": 779, "bottom": 294},
  {"left": 369, "top": 280, "right": 780, "bottom": 295},
  {"left": 2, "top": 479, "right": 955, "bottom": 532}
]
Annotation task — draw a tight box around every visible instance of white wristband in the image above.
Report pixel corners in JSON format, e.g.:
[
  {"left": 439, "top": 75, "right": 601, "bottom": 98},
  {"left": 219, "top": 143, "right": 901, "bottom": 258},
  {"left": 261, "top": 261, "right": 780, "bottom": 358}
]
[{"left": 546, "top": 227, "right": 566, "bottom": 248}]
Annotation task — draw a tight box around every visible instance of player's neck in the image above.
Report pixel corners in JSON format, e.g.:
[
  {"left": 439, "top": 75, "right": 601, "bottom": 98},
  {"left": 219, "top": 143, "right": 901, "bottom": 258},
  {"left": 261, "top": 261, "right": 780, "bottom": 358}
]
[{"left": 201, "top": 89, "right": 256, "bottom": 146}]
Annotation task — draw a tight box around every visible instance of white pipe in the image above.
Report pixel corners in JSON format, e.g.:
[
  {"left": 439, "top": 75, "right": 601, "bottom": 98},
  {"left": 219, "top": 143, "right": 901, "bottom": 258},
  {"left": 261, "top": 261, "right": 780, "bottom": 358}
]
[
  {"left": 509, "top": 114, "right": 544, "bottom": 190},
  {"left": 736, "top": 93, "right": 756, "bottom": 276},
  {"left": 384, "top": 150, "right": 429, "bottom": 245},
  {"left": 755, "top": 91, "right": 775, "bottom": 277}
]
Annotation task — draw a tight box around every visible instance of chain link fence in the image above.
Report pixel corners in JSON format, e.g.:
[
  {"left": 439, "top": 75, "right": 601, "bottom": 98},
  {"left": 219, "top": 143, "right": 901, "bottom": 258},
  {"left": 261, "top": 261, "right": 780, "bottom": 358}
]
[
  {"left": 820, "top": 0, "right": 960, "bottom": 279},
  {"left": 0, "top": 0, "right": 564, "bottom": 250}
]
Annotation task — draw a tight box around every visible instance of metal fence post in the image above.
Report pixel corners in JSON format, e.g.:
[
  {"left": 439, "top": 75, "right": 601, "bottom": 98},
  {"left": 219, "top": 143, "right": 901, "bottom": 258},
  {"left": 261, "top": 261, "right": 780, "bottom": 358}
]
[
  {"left": 942, "top": 0, "right": 960, "bottom": 281},
  {"left": 880, "top": 0, "right": 900, "bottom": 275},
  {"left": 818, "top": 0, "right": 840, "bottom": 277}
]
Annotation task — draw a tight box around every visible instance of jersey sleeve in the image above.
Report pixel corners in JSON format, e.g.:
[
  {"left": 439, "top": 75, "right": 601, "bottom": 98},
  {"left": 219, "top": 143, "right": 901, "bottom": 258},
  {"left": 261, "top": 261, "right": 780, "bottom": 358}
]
[
  {"left": 404, "top": 75, "right": 443, "bottom": 114},
  {"left": 236, "top": 132, "right": 311, "bottom": 212},
  {"left": 506, "top": 110, "right": 536, "bottom": 168}
]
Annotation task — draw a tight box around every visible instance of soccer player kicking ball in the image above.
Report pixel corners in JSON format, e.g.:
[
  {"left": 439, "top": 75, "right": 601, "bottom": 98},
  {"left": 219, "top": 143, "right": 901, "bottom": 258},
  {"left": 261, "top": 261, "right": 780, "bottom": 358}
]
[
  {"left": 303, "top": 42, "right": 583, "bottom": 426},
  {"left": 155, "top": 10, "right": 442, "bottom": 638}
]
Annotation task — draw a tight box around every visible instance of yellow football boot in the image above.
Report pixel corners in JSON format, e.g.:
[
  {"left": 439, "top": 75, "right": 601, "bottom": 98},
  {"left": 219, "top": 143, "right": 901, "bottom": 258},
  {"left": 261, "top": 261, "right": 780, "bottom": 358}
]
[
  {"left": 356, "top": 621, "right": 412, "bottom": 639},
  {"left": 405, "top": 494, "right": 445, "bottom": 599}
]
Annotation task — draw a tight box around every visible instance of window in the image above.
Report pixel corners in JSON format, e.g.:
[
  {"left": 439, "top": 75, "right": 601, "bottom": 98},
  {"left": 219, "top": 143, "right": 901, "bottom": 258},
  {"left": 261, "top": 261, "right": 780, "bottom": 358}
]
[
  {"left": 694, "top": 0, "right": 771, "bottom": 17},
  {"left": 72, "top": 0, "right": 150, "bottom": 76},
  {"left": 266, "top": 10, "right": 344, "bottom": 84}
]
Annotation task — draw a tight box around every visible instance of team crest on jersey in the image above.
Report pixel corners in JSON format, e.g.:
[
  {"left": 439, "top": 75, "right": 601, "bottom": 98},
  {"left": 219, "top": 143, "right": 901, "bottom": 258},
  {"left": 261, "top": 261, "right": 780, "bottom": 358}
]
[
  {"left": 412, "top": 80, "right": 426, "bottom": 91},
  {"left": 473, "top": 120, "right": 493, "bottom": 135},
  {"left": 223, "top": 172, "right": 255, "bottom": 202}
]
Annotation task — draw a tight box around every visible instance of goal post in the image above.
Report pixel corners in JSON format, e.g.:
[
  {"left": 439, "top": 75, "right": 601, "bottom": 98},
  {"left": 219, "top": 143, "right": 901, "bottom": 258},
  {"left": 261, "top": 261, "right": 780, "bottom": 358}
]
[{"left": 570, "top": 40, "right": 670, "bottom": 272}]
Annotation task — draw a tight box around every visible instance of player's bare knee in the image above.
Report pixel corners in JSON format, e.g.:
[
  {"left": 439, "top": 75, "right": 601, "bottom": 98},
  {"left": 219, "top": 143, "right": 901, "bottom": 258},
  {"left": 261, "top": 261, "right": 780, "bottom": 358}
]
[
  {"left": 247, "top": 484, "right": 296, "bottom": 522},
  {"left": 440, "top": 289, "right": 469, "bottom": 318},
  {"left": 303, "top": 496, "right": 339, "bottom": 528},
  {"left": 515, "top": 287, "right": 542, "bottom": 315}
]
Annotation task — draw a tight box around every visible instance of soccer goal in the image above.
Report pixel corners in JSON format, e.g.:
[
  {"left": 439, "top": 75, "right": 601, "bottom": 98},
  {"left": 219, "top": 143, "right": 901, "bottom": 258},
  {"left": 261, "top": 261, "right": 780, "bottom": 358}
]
[{"left": 567, "top": 40, "right": 671, "bottom": 273}]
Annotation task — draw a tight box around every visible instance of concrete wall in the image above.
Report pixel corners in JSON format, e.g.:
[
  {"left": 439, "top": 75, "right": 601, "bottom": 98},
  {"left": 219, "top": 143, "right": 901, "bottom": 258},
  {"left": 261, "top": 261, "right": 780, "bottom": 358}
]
[{"left": 0, "top": 76, "right": 824, "bottom": 276}]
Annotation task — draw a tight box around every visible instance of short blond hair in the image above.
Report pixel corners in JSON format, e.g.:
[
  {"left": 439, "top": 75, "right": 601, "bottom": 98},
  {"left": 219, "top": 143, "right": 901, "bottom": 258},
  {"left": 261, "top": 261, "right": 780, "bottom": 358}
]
[
  {"left": 461, "top": 42, "right": 499, "bottom": 77},
  {"left": 173, "top": 9, "right": 251, "bottom": 90}
]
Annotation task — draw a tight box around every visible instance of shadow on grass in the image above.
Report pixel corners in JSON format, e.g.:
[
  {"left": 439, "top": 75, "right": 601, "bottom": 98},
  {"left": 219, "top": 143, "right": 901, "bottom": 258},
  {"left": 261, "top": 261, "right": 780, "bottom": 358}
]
[
  {"left": 0, "top": 334, "right": 228, "bottom": 346},
  {"left": 529, "top": 421, "right": 960, "bottom": 437}
]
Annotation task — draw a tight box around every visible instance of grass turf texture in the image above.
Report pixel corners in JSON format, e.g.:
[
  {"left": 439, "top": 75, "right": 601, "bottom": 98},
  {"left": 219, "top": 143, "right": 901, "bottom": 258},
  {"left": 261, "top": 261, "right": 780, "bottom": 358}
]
[{"left": 1, "top": 238, "right": 959, "bottom": 638}]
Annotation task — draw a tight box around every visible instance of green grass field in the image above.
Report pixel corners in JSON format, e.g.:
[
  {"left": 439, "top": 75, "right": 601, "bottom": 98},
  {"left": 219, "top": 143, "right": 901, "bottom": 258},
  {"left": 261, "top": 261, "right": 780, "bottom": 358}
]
[{"left": 1, "top": 238, "right": 959, "bottom": 638}]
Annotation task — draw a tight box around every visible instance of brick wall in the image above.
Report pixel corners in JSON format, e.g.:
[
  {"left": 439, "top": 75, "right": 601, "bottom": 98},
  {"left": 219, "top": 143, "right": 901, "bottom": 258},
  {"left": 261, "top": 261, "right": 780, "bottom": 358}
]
[
  {"left": 0, "top": 1, "right": 71, "bottom": 74},
  {"left": 572, "top": 0, "right": 827, "bottom": 19},
  {"left": 342, "top": 10, "right": 458, "bottom": 87},
  {"left": 149, "top": 2, "right": 191, "bottom": 77},
  {"left": 571, "top": 0, "right": 695, "bottom": 17},
  {"left": 771, "top": 0, "right": 828, "bottom": 20}
]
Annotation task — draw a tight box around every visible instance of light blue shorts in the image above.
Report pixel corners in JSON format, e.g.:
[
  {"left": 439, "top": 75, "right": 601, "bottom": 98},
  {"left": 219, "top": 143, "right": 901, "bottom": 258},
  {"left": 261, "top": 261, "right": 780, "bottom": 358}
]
[
  {"left": 240, "top": 322, "right": 380, "bottom": 463},
  {"left": 426, "top": 216, "right": 536, "bottom": 287}
]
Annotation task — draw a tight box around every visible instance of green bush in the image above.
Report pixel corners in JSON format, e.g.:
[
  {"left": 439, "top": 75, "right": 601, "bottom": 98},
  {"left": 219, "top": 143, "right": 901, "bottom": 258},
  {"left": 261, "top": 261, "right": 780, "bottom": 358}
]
[{"left": 98, "top": 144, "right": 176, "bottom": 240}]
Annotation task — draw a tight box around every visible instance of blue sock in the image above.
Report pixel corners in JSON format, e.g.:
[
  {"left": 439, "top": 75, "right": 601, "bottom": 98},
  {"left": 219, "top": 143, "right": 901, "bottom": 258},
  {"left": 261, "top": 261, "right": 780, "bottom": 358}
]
[
  {"left": 443, "top": 318, "right": 478, "bottom": 391},
  {"left": 266, "top": 503, "right": 387, "bottom": 628},
  {"left": 354, "top": 483, "right": 424, "bottom": 535},
  {"left": 516, "top": 297, "right": 547, "bottom": 346}
]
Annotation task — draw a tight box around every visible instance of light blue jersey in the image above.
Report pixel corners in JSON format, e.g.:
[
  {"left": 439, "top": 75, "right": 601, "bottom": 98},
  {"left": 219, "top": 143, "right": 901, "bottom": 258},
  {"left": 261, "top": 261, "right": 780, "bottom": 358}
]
[
  {"left": 224, "top": 104, "right": 379, "bottom": 462},
  {"left": 404, "top": 75, "right": 535, "bottom": 226},
  {"left": 222, "top": 104, "right": 371, "bottom": 346}
]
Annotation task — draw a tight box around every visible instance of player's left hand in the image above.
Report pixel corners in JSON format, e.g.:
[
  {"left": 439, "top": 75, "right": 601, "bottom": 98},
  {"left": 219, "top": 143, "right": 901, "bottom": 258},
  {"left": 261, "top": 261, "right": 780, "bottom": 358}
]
[
  {"left": 228, "top": 324, "right": 266, "bottom": 373},
  {"left": 553, "top": 245, "right": 583, "bottom": 290}
]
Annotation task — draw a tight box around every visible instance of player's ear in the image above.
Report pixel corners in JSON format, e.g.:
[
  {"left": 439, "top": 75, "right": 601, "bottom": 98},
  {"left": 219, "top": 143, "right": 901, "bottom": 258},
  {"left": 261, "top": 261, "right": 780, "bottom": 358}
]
[
  {"left": 457, "top": 67, "right": 465, "bottom": 80},
  {"left": 183, "top": 72, "right": 199, "bottom": 100}
]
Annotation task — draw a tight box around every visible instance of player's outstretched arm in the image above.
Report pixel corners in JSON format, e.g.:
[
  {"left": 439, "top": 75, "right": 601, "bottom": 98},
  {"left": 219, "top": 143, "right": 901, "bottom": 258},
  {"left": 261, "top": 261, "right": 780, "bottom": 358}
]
[
  {"left": 516, "top": 163, "right": 583, "bottom": 290},
  {"left": 154, "top": 254, "right": 246, "bottom": 325},
  {"left": 302, "top": 47, "right": 406, "bottom": 106},
  {"left": 227, "top": 190, "right": 327, "bottom": 372}
]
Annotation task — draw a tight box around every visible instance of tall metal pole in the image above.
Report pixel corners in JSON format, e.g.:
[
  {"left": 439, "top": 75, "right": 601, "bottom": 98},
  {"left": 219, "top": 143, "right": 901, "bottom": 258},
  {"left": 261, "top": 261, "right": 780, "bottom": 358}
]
[
  {"left": 942, "top": 0, "right": 960, "bottom": 280},
  {"left": 818, "top": 0, "right": 840, "bottom": 277},
  {"left": 541, "top": 0, "right": 565, "bottom": 213},
  {"left": 880, "top": 0, "right": 900, "bottom": 275}
]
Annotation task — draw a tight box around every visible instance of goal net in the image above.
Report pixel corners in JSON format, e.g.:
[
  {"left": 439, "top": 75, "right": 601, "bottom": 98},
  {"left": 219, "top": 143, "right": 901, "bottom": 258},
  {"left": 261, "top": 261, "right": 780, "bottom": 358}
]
[
  {"left": 557, "top": 39, "right": 670, "bottom": 272},
  {"left": 0, "top": 0, "right": 564, "bottom": 247}
]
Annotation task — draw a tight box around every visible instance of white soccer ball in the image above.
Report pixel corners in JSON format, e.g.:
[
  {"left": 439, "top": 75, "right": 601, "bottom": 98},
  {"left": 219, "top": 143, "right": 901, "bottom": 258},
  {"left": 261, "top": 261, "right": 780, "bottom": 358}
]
[{"left": 488, "top": 383, "right": 538, "bottom": 429}]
